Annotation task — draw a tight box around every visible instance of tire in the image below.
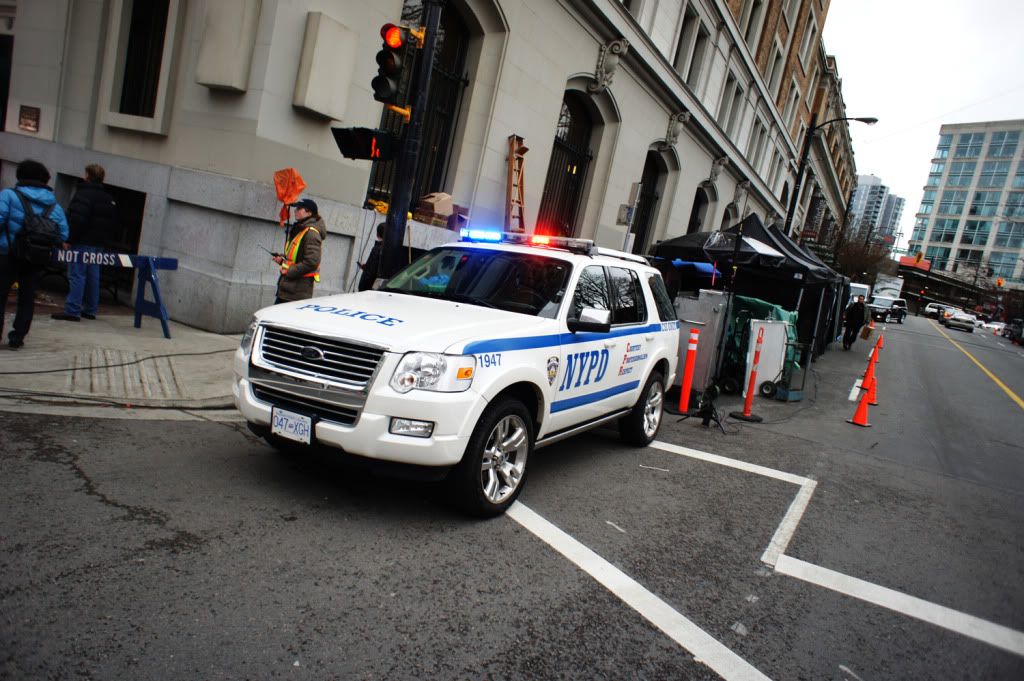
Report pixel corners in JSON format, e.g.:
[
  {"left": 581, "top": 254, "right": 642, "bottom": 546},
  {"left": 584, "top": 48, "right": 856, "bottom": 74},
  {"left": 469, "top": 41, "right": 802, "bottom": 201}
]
[
  {"left": 759, "top": 380, "right": 777, "bottom": 398},
  {"left": 449, "top": 398, "right": 533, "bottom": 517},
  {"left": 619, "top": 371, "right": 665, "bottom": 446},
  {"left": 720, "top": 376, "right": 740, "bottom": 395}
]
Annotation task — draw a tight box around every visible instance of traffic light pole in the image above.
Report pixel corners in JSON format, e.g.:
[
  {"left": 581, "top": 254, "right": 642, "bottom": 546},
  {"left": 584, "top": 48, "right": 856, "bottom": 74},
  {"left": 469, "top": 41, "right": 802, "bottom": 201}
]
[{"left": 382, "top": 0, "right": 443, "bottom": 279}]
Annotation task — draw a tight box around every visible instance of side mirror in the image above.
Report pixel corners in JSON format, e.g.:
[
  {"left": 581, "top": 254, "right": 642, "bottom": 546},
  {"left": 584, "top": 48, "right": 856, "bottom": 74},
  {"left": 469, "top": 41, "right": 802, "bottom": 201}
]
[{"left": 567, "top": 307, "right": 611, "bottom": 334}]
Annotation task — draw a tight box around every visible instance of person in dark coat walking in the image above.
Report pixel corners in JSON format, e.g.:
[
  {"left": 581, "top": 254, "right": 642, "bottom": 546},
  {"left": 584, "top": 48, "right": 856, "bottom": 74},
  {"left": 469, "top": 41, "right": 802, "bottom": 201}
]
[
  {"left": 357, "top": 223, "right": 385, "bottom": 291},
  {"left": 843, "top": 295, "right": 867, "bottom": 350},
  {"left": 52, "top": 164, "right": 118, "bottom": 322},
  {"left": 0, "top": 159, "right": 70, "bottom": 349}
]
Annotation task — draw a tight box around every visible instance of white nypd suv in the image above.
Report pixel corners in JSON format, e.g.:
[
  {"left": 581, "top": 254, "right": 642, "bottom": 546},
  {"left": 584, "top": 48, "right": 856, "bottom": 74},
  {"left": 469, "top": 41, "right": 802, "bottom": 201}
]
[{"left": 234, "top": 230, "right": 680, "bottom": 516}]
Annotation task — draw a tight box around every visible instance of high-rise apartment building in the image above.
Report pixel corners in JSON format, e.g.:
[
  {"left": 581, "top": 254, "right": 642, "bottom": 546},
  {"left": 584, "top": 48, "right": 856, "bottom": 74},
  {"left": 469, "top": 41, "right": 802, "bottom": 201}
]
[
  {"left": 848, "top": 174, "right": 903, "bottom": 245},
  {"left": 908, "top": 120, "right": 1024, "bottom": 289}
]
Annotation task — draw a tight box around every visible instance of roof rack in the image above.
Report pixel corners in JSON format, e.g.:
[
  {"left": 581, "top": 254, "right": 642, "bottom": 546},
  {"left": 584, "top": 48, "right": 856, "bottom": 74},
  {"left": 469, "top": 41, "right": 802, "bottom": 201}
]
[{"left": 591, "top": 246, "right": 649, "bottom": 265}]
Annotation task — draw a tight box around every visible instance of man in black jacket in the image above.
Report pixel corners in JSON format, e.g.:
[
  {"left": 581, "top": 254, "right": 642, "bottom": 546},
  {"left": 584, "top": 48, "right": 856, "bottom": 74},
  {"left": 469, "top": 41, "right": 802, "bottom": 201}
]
[
  {"left": 843, "top": 295, "right": 867, "bottom": 350},
  {"left": 53, "top": 164, "right": 117, "bottom": 322}
]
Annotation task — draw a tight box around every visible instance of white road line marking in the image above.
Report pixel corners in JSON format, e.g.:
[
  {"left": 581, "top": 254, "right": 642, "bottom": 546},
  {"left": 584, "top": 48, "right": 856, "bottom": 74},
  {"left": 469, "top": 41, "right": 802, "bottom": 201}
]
[
  {"left": 761, "top": 479, "right": 818, "bottom": 567},
  {"left": 775, "top": 555, "right": 1024, "bottom": 657},
  {"left": 650, "top": 440, "right": 812, "bottom": 486},
  {"left": 848, "top": 379, "right": 862, "bottom": 402},
  {"left": 639, "top": 464, "right": 670, "bottom": 472},
  {"left": 606, "top": 520, "right": 627, "bottom": 534},
  {"left": 507, "top": 502, "right": 773, "bottom": 681}
]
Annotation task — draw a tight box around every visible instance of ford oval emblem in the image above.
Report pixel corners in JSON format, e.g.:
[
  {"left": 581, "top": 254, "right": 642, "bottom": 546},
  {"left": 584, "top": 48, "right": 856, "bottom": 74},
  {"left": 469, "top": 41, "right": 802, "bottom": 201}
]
[{"left": 300, "top": 346, "right": 325, "bottom": 361}]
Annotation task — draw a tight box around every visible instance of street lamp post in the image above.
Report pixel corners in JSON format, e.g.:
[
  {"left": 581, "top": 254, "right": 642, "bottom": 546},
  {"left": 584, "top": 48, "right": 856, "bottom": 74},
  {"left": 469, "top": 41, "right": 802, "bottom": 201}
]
[{"left": 783, "top": 114, "right": 878, "bottom": 239}]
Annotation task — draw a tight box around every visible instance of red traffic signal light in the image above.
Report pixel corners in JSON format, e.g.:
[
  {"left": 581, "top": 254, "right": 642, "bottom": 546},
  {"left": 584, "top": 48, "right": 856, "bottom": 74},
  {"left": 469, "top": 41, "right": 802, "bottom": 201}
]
[
  {"left": 331, "top": 127, "right": 395, "bottom": 161},
  {"left": 372, "top": 23, "right": 411, "bottom": 105},
  {"left": 382, "top": 23, "right": 404, "bottom": 49}
]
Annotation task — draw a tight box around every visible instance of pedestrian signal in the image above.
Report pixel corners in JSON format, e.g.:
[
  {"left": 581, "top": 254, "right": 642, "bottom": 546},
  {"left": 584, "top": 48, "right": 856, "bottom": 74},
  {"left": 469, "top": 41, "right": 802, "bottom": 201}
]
[
  {"left": 372, "top": 24, "right": 412, "bottom": 105},
  {"left": 331, "top": 127, "right": 395, "bottom": 161},
  {"left": 996, "top": 277, "right": 1005, "bottom": 287}
]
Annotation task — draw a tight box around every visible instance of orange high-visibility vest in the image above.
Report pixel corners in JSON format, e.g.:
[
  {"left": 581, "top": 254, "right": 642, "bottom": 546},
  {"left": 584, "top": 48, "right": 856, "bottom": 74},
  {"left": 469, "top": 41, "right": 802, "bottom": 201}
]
[{"left": 284, "top": 226, "right": 320, "bottom": 282}]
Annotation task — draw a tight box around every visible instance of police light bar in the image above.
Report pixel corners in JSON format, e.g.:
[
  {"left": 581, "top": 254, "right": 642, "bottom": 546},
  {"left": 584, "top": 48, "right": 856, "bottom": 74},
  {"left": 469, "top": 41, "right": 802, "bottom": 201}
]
[{"left": 459, "top": 229, "right": 595, "bottom": 254}]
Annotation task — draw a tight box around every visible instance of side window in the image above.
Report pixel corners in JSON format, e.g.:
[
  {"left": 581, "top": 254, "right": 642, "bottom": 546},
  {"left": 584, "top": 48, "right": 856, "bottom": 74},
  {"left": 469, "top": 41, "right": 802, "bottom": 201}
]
[
  {"left": 609, "top": 267, "right": 646, "bottom": 325},
  {"left": 648, "top": 274, "right": 677, "bottom": 321},
  {"left": 570, "top": 266, "right": 609, "bottom": 319}
]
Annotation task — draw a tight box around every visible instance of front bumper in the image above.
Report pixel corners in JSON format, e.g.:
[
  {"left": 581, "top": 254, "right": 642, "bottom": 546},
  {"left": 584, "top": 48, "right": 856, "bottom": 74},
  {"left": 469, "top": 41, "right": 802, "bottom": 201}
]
[{"left": 233, "top": 349, "right": 483, "bottom": 467}]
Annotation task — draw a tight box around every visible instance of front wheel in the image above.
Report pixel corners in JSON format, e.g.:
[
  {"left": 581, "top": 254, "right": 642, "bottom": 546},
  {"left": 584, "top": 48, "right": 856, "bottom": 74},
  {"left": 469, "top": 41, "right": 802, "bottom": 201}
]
[
  {"left": 619, "top": 371, "right": 665, "bottom": 446},
  {"left": 449, "top": 398, "right": 533, "bottom": 517}
]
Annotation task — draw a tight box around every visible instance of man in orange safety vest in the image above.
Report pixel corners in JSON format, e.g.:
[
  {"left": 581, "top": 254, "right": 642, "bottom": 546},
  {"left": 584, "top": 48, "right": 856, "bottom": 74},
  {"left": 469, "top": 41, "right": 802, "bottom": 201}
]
[{"left": 274, "top": 198, "right": 325, "bottom": 304}]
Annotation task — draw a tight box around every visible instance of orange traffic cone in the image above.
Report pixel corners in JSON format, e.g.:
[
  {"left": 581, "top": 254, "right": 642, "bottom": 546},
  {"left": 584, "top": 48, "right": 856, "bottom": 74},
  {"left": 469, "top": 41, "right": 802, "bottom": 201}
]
[
  {"left": 866, "top": 370, "right": 879, "bottom": 406},
  {"left": 847, "top": 387, "right": 872, "bottom": 427},
  {"left": 862, "top": 352, "right": 877, "bottom": 389},
  {"left": 869, "top": 318, "right": 876, "bottom": 330},
  {"left": 876, "top": 333, "right": 885, "bottom": 350}
]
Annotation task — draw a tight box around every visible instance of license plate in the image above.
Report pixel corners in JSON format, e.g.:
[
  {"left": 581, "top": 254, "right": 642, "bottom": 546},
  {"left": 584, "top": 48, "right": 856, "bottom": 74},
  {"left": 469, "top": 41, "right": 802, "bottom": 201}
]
[{"left": 271, "top": 407, "right": 312, "bottom": 444}]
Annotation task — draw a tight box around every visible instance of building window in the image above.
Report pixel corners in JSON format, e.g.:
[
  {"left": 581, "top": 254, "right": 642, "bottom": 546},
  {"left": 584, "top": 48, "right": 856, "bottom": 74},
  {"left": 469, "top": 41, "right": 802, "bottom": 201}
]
[
  {"left": 989, "top": 250, "right": 1019, "bottom": 276},
  {"left": 935, "top": 133, "right": 953, "bottom": 159},
  {"left": 739, "top": 0, "right": 765, "bottom": 50},
  {"left": 1014, "top": 162, "right": 1024, "bottom": 189},
  {"left": 798, "top": 9, "right": 818, "bottom": 66},
  {"left": 766, "top": 43, "right": 783, "bottom": 97},
  {"left": 955, "top": 249, "right": 983, "bottom": 268},
  {"left": 979, "top": 160, "right": 1010, "bottom": 188},
  {"left": 718, "top": 73, "right": 744, "bottom": 137},
  {"left": 805, "top": 66, "right": 818, "bottom": 107},
  {"left": 537, "top": 92, "right": 594, "bottom": 237},
  {"left": 947, "top": 161, "right": 975, "bottom": 187},
  {"left": 994, "top": 221, "right": 1024, "bottom": 248},
  {"left": 938, "top": 190, "right": 967, "bottom": 215},
  {"left": 931, "top": 218, "right": 958, "bottom": 242},
  {"left": 1006, "top": 191, "right": 1024, "bottom": 218},
  {"left": 782, "top": 80, "right": 800, "bottom": 129},
  {"left": 960, "top": 220, "right": 990, "bottom": 246},
  {"left": 674, "top": 7, "right": 709, "bottom": 91},
  {"left": 748, "top": 118, "right": 768, "bottom": 170},
  {"left": 988, "top": 131, "right": 1019, "bottom": 158},
  {"left": 925, "top": 246, "right": 951, "bottom": 269},
  {"left": 919, "top": 189, "right": 936, "bottom": 214},
  {"left": 955, "top": 132, "right": 985, "bottom": 158},
  {"left": 926, "top": 162, "right": 945, "bottom": 187},
  {"left": 968, "top": 191, "right": 1000, "bottom": 217},
  {"left": 98, "top": 0, "right": 182, "bottom": 135},
  {"left": 911, "top": 217, "right": 928, "bottom": 241},
  {"left": 783, "top": 0, "right": 801, "bottom": 26},
  {"left": 367, "top": 1, "right": 469, "bottom": 210}
]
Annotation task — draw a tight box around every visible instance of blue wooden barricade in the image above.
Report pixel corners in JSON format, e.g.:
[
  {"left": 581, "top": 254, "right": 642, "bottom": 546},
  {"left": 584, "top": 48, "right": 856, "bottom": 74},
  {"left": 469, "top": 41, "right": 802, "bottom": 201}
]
[{"left": 52, "top": 248, "right": 179, "bottom": 339}]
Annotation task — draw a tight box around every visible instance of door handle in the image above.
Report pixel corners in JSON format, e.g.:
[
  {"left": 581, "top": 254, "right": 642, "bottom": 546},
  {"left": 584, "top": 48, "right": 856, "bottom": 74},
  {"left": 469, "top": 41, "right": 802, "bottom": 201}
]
[
  {"left": 644, "top": 334, "right": 654, "bottom": 340},
  {"left": 603, "top": 340, "right": 618, "bottom": 349}
]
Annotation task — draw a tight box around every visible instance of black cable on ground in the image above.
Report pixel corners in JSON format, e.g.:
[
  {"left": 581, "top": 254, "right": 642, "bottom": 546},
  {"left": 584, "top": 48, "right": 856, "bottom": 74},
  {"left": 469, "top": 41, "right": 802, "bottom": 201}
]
[{"left": 0, "top": 348, "right": 236, "bottom": 376}]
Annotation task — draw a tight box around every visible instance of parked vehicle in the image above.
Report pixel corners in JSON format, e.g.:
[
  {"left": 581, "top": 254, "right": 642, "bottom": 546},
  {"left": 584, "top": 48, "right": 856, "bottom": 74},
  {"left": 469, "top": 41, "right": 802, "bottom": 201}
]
[
  {"left": 1003, "top": 318, "right": 1024, "bottom": 342},
  {"left": 945, "top": 311, "right": 977, "bottom": 332},
  {"left": 923, "top": 302, "right": 945, "bottom": 319},
  {"left": 873, "top": 274, "right": 905, "bottom": 299},
  {"left": 983, "top": 320, "right": 1006, "bottom": 334}
]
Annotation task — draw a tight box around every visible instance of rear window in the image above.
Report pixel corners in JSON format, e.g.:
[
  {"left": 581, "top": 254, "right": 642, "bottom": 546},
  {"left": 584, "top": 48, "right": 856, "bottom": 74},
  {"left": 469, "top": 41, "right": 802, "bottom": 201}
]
[{"left": 648, "top": 274, "right": 677, "bottom": 322}]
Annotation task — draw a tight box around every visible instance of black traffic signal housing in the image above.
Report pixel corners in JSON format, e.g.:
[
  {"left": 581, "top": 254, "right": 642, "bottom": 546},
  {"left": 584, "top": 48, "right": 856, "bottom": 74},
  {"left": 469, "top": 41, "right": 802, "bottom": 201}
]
[
  {"left": 372, "top": 24, "right": 414, "bottom": 107},
  {"left": 331, "top": 127, "right": 396, "bottom": 161}
]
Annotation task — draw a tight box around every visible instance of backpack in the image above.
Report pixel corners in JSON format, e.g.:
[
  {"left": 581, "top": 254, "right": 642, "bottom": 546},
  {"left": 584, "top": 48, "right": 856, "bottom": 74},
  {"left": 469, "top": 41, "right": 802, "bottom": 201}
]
[{"left": 8, "top": 189, "right": 63, "bottom": 266}]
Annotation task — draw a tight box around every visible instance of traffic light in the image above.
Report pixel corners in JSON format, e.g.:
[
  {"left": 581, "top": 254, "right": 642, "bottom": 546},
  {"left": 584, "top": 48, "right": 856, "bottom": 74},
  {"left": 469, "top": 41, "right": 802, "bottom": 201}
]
[
  {"left": 997, "top": 277, "right": 1005, "bottom": 287},
  {"left": 331, "top": 127, "right": 395, "bottom": 161},
  {"left": 372, "top": 23, "right": 412, "bottom": 106}
]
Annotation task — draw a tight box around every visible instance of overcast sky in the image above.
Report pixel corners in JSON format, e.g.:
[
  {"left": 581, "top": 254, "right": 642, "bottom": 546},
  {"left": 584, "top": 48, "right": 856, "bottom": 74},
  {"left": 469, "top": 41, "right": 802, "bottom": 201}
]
[{"left": 822, "top": 0, "right": 1024, "bottom": 253}]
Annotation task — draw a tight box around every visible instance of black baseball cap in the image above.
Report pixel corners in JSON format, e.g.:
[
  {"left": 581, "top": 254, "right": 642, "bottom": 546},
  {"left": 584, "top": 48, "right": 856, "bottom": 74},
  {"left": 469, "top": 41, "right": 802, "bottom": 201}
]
[{"left": 290, "top": 198, "right": 318, "bottom": 214}]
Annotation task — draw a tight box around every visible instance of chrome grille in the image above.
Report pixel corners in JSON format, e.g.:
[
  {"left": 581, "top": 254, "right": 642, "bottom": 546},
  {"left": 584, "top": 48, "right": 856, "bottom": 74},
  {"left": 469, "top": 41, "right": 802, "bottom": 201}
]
[
  {"left": 252, "top": 384, "right": 359, "bottom": 426},
  {"left": 257, "top": 326, "right": 385, "bottom": 389}
]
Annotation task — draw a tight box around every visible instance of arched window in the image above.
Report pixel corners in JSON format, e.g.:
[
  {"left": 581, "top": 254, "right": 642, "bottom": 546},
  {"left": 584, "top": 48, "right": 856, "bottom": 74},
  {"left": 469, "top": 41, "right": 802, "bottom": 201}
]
[
  {"left": 537, "top": 92, "right": 594, "bottom": 236},
  {"left": 687, "top": 187, "right": 710, "bottom": 234},
  {"left": 366, "top": 1, "right": 470, "bottom": 209},
  {"left": 780, "top": 182, "right": 790, "bottom": 207},
  {"left": 720, "top": 203, "right": 738, "bottom": 231},
  {"left": 631, "top": 151, "right": 667, "bottom": 254}
]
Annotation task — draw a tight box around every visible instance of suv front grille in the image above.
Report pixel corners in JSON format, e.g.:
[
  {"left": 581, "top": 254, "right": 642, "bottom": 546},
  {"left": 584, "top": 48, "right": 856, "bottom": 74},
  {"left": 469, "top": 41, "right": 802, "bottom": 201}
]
[
  {"left": 252, "top": 384, "right": 359, "bottom": 426},
  {"left": 258, "top": 326, "right": 385, "bottom": 389}
]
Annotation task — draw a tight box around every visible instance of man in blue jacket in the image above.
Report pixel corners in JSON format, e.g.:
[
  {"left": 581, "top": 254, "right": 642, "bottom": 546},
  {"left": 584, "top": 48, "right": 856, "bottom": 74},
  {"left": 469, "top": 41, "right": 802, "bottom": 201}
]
[{"left": 0, "top": 160, "right": 70, "bottom": 349}]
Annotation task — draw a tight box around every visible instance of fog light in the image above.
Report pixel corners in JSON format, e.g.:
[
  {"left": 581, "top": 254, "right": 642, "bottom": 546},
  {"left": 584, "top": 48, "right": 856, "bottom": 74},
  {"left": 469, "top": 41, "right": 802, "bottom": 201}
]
[{"left": 389, "top": 417, "right": 435, "bottom": 438}]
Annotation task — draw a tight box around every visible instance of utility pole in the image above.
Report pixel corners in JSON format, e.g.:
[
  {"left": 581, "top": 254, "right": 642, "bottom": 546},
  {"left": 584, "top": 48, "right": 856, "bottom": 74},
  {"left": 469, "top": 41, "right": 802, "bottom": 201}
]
[{"left": 381, "top": 0, "right": 443, "bottom": 279}]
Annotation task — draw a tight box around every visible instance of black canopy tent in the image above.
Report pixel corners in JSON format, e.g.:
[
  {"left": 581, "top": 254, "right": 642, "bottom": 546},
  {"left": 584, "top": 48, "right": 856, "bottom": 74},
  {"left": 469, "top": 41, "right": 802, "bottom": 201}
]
[{"left": 795, "top": 241, "right": 850, "bottom": 354}]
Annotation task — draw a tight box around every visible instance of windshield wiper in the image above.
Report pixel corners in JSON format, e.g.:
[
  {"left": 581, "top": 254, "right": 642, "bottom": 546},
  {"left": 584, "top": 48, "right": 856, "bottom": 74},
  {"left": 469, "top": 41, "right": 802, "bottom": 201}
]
[
  {"left": 446, "top": 293, "right": 498, "bottom": 309},
  {"left": 383, "top": 289, "right": 498, "bottom": 309}
]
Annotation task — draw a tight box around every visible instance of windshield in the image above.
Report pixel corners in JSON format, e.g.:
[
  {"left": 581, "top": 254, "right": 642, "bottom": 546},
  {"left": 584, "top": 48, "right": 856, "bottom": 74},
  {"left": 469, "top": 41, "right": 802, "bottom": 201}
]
[
  {"left": 870, "top": 296, "right": 896, "bottom": 308},
  {"left": 383, "top": 247, "right": 571, "bottom": 318}
]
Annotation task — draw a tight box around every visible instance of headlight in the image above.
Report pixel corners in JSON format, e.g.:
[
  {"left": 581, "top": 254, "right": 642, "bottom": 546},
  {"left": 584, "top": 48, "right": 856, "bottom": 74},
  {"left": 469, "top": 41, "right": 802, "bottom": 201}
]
[
  {"left": 240, "top": 319, "right": 258, "bottom": 357},
  {"left": 389, "top": 352, "right": 476, "bottom": 393}
]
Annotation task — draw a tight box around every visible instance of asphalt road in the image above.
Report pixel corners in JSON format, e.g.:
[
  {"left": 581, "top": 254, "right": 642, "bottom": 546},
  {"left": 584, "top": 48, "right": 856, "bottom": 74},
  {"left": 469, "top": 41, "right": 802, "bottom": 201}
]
[{"left": 1, "top": 317, "right": 1022, "bottom": 680}]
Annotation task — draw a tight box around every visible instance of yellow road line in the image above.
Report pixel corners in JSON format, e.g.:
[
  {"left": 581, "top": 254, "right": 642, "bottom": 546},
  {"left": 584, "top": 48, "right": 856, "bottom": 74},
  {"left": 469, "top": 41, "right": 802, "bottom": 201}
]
[{"left": 930, "top": 321, "right": 1024, "bottom": 412}]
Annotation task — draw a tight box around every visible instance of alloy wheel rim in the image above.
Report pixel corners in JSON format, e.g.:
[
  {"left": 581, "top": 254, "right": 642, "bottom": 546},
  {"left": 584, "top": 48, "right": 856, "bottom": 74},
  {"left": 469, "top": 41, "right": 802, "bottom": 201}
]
[
  {"left": 643, "top": 381, "right": 663, "bottom": 438},
  {"left": 480, "top": 414, "right": 528, "bottom": 504}
]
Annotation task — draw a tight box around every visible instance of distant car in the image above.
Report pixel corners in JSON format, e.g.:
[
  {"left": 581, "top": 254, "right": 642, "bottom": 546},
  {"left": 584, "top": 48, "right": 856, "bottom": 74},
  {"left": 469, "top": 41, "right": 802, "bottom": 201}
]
[
  {"left": 1003, "top": 318, "right": 1024, "bottom": 342},
  {"left": 867, "top": 296, "right": 907, "bottom": 323},
  {"left": 923, "top": 303, "right": 944, "bottom": 319},
  {"left": 945, "top": 311, "right": 976, "bottom": 332},
  {"left": 983, "top": 321, "right": 1006, "bottom": 334},
  {"left": 938, "top": 306, "right": 957, "bottom": 325}
]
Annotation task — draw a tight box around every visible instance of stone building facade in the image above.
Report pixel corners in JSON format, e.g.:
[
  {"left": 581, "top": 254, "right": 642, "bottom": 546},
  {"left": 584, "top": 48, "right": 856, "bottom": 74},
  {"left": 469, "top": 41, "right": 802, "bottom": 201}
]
[{"left": 1, "top": 0, "right": 857, "bottom": 331}]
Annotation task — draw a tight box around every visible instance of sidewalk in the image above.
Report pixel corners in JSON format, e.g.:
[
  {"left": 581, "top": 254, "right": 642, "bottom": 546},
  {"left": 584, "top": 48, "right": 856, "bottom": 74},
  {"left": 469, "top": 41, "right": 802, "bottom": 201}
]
[{"left": 1, "top": 290, "right": 239, "bottom": 410}]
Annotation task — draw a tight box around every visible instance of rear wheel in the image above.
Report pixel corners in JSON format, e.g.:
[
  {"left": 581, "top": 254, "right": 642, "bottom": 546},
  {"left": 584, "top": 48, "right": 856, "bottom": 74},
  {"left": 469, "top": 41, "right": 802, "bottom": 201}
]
[
  {"left": 450, "top": 398, "right": 532, "bottom": 517},
  {"left": 619, "top": 371, "right": 665, "bottom": 446}
]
